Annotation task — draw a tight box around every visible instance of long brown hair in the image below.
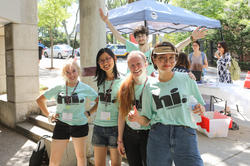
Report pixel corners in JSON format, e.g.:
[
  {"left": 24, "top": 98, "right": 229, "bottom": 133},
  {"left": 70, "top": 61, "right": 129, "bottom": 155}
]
[
  {"left": 117, "top": 51, "right": 147, "bottom": 119},
  {"left": 117, "top": 74, "right": 135, "bottom": 119}
]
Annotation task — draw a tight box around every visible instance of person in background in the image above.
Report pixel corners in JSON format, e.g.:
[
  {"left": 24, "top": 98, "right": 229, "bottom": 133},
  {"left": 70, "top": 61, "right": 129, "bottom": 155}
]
[
  {"left": 214, "top": 41, "right": 232, "bottom": 83},
  {"left": 189, "top": 41, "right": 208, "bottom": 82},
  {"left": 173, "top": 52, "right": 191, "bottom": 73},
  {"left": 128, "top": 41, "right": 205, "bottom": 166},
  {"left": 99, "top": 8, "right": 207, "bottom": 76},
  {"left": 36, "top": 59, "right": 98, "bottom": 166},
  {"left": 90, "top": 48, "right": 123, "bottom": 166},
  {"left": 38, "top": 40, "right": 45, "bottom": 64},
  {"left": 117, "top": 51, "right": 154, "bottom": 166}
]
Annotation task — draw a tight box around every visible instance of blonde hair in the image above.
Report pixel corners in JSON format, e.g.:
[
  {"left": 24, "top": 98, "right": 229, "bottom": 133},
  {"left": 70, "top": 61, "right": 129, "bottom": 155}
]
[
  {"left": 118, "top": 51, "right": 147, "bottom": 119},
  {"left": 61, "top": 59, "right": 81, "bottom": 81}
]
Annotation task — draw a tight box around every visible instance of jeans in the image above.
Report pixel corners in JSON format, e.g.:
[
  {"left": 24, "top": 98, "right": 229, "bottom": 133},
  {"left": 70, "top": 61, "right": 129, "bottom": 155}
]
[
  {"left": 147, "top": 123, "right": 203, "bottom": 166},
  {"left": 123, "top": 124, "right": 149, "bottom": 166},
  {"left": 91, "top": 125, "right": 118, "bottom": 148}
]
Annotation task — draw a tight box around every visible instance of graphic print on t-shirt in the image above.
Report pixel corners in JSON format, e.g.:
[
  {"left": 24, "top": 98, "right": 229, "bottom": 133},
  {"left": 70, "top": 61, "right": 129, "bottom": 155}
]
[
  {"left": 99, "top": 89, "right": 117, "bottom": 104},
  {"left": 152, "top": 88, "right": 187, "bottom": 110}
]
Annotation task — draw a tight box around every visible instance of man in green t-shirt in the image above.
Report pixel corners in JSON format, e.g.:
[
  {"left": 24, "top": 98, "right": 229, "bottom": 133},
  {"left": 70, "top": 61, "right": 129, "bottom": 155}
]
[{"left": 99, "top": 8, "right": 207, "bottom": 76}]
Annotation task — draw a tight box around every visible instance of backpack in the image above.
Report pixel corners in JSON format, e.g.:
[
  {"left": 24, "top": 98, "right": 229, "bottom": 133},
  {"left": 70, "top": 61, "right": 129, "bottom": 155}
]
[
  {"left": 228, "top": 58, "right": 241, "bottom": 80},
  {"left": 29, "top": 135, "right": 50, "bottom": 166}
]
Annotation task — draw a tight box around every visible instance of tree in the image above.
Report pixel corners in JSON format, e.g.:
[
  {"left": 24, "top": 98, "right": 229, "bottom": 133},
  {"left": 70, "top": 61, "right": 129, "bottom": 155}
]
[
  {"left": 172, "top": 0, "right": 250, "bottom": 62},
  {"left": 38, "top": 0, "right": 74, "bottom": 68},
  {"left": 61, "top": 0, "right": 79, "bottom": 47}
]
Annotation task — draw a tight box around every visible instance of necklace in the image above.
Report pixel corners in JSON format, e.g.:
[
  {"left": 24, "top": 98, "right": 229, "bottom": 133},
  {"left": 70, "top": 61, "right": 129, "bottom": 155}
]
[{"left": 134, "top": 77, "right": 148, "bottom": 109}]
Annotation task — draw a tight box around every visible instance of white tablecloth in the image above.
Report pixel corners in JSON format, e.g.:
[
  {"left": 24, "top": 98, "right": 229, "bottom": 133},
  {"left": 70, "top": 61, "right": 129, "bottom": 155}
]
[{"left": 198, "top": 82, "right": 250, "bottom": 112}]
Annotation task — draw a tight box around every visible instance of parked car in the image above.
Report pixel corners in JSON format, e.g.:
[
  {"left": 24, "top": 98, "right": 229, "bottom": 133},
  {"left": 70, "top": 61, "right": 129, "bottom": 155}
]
[
  {"left": 44, "top": 44, "right": 73, "bottom": 59},
  {"left": 106, "top": 44, "right": 128, "bottom": 58}
]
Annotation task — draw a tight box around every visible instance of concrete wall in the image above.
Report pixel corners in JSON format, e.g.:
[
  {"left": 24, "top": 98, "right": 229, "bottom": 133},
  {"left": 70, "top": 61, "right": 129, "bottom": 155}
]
[
  {"left": 0, "top": 0, "right": 39, "bottom": 127},
  {"left": 0, "top": 27, "right": 6, "bottom": 94},
  {"left": 79, "top": 0, "right": 106, "bottom": 158}
]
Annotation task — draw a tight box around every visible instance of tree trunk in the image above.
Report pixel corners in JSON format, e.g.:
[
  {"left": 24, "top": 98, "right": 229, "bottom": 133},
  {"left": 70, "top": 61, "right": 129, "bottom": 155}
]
[
  {"left": 49, "top": 28, "right": 54, "bottom": 69},
  {"left": 62, "top": 20, "right": 70, "bottom": 46},
  {"left": 62, "top": 7, "right": 80, "bottom": 47}
]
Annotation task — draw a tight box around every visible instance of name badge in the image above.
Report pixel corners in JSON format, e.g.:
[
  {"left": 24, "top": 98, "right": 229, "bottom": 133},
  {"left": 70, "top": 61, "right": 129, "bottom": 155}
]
[
  {"left": 130, "top": 122, "right": 141, "bottom": 129},
  {"left": 62, "top": 113, "right": 73, "bottom": 121},
  {"left": 100, "top": 111, "right": 111, "bottom": 121}
]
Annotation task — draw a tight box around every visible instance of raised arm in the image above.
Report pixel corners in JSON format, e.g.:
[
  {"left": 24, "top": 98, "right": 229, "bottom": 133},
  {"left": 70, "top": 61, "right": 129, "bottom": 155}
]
[
  {"left": 176, "top": 27, "right": 208, "bottom": 52},
  {"left": 99, "top": 8, "right": 126, "bottom": 44}
]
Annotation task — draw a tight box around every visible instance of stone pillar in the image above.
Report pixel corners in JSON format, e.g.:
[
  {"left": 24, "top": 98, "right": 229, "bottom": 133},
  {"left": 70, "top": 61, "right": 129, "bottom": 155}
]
[
  {"left": 0, "top": 27, "right": 6, "bottom": 94},
  {"left": 4, "top": 23, "right": 39, "bottom": 127},
  {"left": 79, "top": 0, "right": 106, "bottom": 158}
]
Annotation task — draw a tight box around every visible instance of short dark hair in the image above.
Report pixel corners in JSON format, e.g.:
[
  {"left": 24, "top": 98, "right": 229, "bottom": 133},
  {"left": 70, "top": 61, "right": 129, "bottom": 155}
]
[
  {"left": 218, "top": 41, "right": 228, "bottom": 54},
  {"left": 95, "top": 48, "right": 119, "bottom": 86},
  {"left": 151, "top": 41, "right": 178, "bottom": 70},
  {"left": 133, "top": 25, "right": 149, "bottom": 38}
]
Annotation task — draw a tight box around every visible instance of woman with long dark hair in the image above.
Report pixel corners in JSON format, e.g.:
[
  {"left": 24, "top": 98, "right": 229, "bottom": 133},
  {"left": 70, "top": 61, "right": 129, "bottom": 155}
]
[
  {"left": 214, "top": 41, "right": 232, "bottom": 83},
  {"left": 90, "top": 48, "right": 122, "bottom": 166}
]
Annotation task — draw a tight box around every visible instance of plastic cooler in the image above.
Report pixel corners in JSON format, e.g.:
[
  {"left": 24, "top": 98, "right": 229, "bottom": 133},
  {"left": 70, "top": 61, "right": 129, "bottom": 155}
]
[{"left": 197, "top": 111, "right": 232, "bottom": 138}]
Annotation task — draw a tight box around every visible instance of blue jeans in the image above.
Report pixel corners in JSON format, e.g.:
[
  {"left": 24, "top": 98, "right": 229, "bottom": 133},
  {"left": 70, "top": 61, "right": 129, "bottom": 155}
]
[{"left": 147, "top": 123, "right": 203, "bottom": 166}]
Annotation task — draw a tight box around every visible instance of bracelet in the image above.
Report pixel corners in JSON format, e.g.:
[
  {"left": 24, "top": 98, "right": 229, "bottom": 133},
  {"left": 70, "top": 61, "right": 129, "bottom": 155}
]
[
  {"left": 86, "top": 111, "right": 91, "bottom": 117},
  {"left": 117, "top": 140, "right": 123, "bottom": 144}
]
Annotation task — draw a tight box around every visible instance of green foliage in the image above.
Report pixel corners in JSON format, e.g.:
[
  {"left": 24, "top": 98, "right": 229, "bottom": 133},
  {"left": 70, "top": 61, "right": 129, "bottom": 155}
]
[
  {"left": 38, "top": 0, "right": 73, "bottom": 29},
  {"left": 171, "top": 0, "right": 249, "bottom": 62}
]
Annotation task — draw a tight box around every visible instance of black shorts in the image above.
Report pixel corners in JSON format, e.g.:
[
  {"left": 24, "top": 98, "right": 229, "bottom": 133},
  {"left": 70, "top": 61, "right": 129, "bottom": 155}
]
[{"left": 52, "top": 120, "right": 89, "bottom": 139}]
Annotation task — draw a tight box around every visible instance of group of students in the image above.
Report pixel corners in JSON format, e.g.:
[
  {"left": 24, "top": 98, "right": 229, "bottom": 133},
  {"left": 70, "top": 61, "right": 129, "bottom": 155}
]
[{"left": 36, "top": 8, "right": 212, "bottom": 166}]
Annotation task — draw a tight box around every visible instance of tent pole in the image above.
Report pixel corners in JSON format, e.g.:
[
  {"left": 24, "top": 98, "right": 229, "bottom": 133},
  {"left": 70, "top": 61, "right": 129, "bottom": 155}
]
[
  {"left": 219, "top": 28, "right": 224, "bottom": 41},
  {"left": 144, "top": 20, "right": 147, "bottom": 28}
]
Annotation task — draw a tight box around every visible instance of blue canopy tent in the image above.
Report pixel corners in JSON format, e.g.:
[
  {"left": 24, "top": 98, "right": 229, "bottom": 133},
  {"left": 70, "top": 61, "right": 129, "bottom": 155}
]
[{"left": 107, "top": 0, "right": 221, "bottom": 34}]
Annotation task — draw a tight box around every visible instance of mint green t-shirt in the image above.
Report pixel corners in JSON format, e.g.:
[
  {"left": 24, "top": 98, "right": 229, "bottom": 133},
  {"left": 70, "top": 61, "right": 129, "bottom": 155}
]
[
  {"left": 44, "top": 82, "right": 97, "bottom": 126},
  {"left": 141, "top": 72, "right": 205, "bottom": 129},
  {"left": 125, "top": 77, "right": 156, "bottom": 130},
  {"left": 94, "top": 78, "right": 122, "bottom": 127},
  {"left": 126, "top": 40, "right": 155, "bottom": 76}
]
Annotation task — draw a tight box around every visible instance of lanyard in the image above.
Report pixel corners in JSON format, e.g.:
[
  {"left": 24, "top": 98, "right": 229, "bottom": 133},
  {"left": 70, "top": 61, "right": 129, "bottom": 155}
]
[
  {"left": 65, "top": 81, "right": 79, "bottom": 104},
  {"left": 134, "top": 77, "right": 148, "bottom": 109},
  {"left": 103, "top": 80, "right": 114, "bottom": 107}
]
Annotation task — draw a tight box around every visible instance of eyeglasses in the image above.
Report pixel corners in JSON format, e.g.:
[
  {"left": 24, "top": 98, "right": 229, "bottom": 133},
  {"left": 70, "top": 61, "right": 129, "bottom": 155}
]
[
  {"left": 98, "top": 57, "right": 112, "bottom": 64},
  {"left": 155, "top": 55, "right": 175, "bottom": 63},
  {"left": 217, "top": 46, "right": 222, "bottom": 48}
]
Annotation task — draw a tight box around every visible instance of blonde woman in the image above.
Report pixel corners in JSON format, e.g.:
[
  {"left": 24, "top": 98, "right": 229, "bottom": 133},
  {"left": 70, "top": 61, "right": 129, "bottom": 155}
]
[{"left": 36, "top": 59, "right": 98, "bottom": 166}]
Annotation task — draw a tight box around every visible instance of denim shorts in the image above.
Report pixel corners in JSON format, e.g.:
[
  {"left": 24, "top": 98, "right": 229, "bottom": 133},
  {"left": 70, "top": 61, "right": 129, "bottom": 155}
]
[
  {"left": 91, "top": 125, "right": 118, "bottom": 148},
  {"left": 147, "top": 123, "right": 204, "bottom": 166},
  {"left": 52, "top": 120, "right": 89, "bottom": 139}
]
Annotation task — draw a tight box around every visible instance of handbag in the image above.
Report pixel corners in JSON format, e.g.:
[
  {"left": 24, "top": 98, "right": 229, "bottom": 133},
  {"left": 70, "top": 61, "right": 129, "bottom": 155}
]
[{"left": 29, "top": 135, "right": 51, "bottom": 166}]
